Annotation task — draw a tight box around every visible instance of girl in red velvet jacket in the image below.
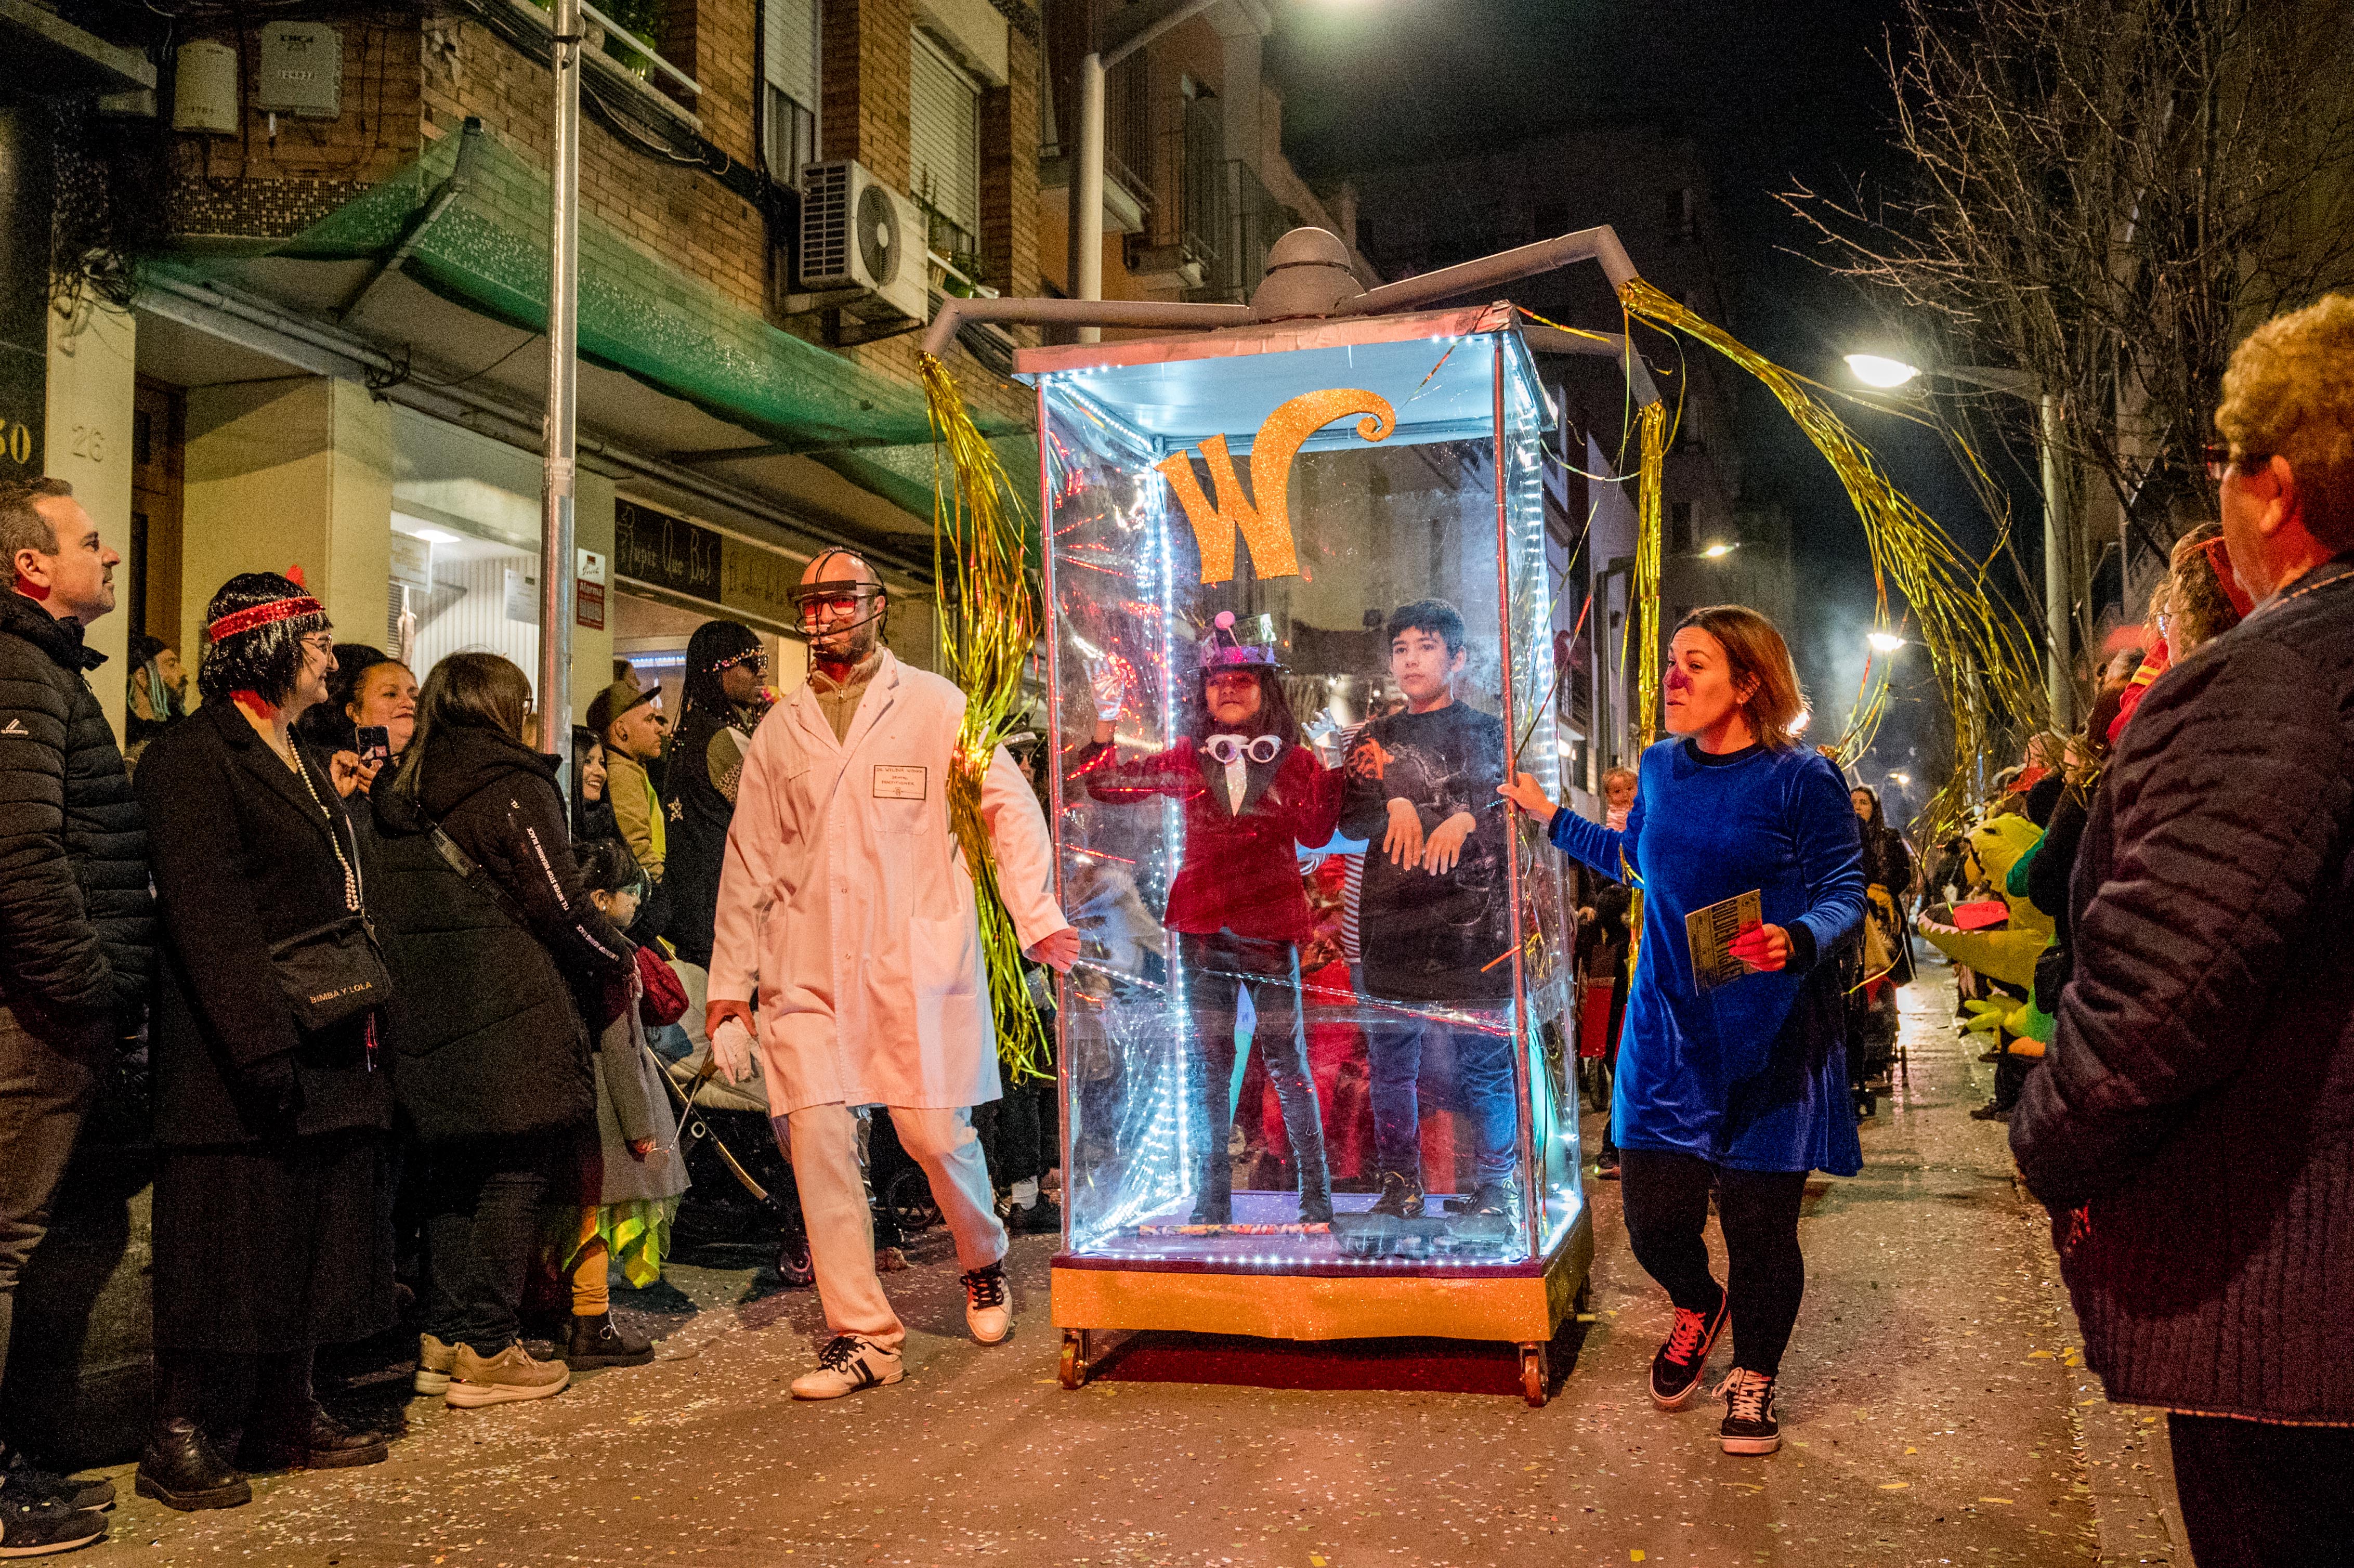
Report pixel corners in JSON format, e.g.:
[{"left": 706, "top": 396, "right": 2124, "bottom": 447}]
[{"left": 1073, "top": 616, "right": 1344, "bottom": 1224}]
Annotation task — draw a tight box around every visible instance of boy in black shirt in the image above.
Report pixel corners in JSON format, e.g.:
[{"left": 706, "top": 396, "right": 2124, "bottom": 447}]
[{"left": 1340, "top": 599, "right": 1519, "bottom": 1222}]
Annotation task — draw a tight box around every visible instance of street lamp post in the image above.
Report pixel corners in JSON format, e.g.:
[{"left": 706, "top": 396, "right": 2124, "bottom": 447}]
[
  {"left": 1845, "top": 354, "right": 2075, "bottom": 730},
  {"left": 1069, "top": 0, "right": 1223, "bottom": 345},
  {"left": 538, "top": 0, "right": 582, "bottom": 758}
]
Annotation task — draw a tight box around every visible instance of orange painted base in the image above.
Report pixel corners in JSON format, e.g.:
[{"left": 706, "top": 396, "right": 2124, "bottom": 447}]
[{"left": 1051, "top": 1206, "right": 1592, "bottom": 1346}]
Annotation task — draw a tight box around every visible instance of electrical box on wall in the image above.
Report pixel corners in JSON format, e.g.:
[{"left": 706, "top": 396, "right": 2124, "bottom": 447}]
[
  {"left": 170, "top": 40, "right": 240, "bottom": 135},
  {"left": 256, "top": 23, "right": 342, "bottom": 119}
]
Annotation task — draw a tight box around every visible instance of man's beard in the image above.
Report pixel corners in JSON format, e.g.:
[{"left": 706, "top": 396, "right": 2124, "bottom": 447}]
[{"left": 812, "top": 619, "right": 879, "bottom": 668}]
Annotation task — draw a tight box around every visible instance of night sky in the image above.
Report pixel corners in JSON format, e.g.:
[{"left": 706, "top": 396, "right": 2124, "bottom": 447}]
[{"left": 1267, "top": 0, "right": 2011, "bottom": 797}]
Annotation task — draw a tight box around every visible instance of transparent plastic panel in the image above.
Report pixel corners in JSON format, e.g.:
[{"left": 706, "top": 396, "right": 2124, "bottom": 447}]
[
  {"left": 1042, "top": 328, "right": 1567, "bottom": 1271},
  {"left": 1499, "top": 337, "right": 1584, "bottom": 1253}
]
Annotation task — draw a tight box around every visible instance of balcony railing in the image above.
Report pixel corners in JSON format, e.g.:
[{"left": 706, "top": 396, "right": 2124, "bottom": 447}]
[{"left": 1189, "top": 159, "right": 1297, "bottom": 305}]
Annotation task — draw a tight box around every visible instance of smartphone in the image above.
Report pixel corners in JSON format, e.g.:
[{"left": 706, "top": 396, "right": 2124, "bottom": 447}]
[{"left": 355, "top": 725, "right": 391, "bottom": 773}]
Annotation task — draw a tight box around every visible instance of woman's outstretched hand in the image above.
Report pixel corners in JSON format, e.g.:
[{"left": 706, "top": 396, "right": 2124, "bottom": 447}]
[
  {"left": 1727, "top": 922, "right": 1792, "bottom": 973},
  {"left": 1497, "top": 772, "right": 1558, "bottom": 825}
]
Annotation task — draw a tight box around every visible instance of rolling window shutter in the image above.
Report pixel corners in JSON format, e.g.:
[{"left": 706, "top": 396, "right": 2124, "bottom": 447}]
[
  {"left": 764, "top": 0, "right": 819, "bottom": 110},
  {"left": 909, "top": 29, "right": 980, "bottom": 238}
]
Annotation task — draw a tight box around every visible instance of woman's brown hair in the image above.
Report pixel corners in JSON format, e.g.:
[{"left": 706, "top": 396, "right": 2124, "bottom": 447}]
[
  {"left": 1673, "top": 605, "right": 1809, "bottom": 751},
  {"left": 389, "top": 651, "right": 535, "bottom": 801}
]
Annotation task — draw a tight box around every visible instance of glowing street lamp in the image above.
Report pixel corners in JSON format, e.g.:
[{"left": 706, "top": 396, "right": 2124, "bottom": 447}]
[
  {"left": 1866, "top": 630, "right": 1906, "bottom": 654},
  {"left": 1843, "top": 354, "right": 1922, "bottom": 389},
  {"left": 1700, "top": 541, "right": 1737, "bottom": 559},
  {"left": 1888, "top": 770, "right": 1912, "bottom": 787}
]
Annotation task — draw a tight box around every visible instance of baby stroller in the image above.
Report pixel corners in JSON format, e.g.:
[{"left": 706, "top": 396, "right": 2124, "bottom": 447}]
[{"left": 659, "top": 965, "right": 816, "bottom": 1287}]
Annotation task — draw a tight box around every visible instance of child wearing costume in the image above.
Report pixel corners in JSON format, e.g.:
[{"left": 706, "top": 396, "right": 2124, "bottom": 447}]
[{"left": 1073, "top": 613, "right": 1345, "bottom": 1224}]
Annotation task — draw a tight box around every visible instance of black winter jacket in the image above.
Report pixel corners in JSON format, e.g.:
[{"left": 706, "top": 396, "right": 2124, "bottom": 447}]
[
  {"left": 2011, "top": 557, "right": 2354, "bottom": 1422},
  {"left": 0, "top": 592, "right": 151, "bottom": 1028},
  {"left": 365, "top": 725, "right": 632, "bottom": 1142},
  {"left": 659, "top": 699, "right": 749, "bottom": 969},
  {"left": 137, "top": 701, "right": 391, "bottom": 1147}
]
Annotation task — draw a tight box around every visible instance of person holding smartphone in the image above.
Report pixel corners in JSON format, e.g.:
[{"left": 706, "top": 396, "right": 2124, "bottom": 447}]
[{"left": 1500, "top": 605, "right": 1866, "bottom": 1458}]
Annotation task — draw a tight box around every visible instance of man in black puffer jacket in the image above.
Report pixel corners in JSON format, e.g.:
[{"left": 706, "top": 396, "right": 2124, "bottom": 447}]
[
  {"left": 0, "top": 476, "right": 151, "bottom": 1534},
  {"left": 2011, "top": 295, "right": 2354, "bottom": 1568}
]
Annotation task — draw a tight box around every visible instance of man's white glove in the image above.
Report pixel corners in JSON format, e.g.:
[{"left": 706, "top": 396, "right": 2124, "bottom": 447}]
[{"left": 711, "top": 1015, "right": 755, "bottom": 1086}]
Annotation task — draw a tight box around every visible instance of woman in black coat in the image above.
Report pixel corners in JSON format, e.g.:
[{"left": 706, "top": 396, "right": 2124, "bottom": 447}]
[
  {"left": 133, "top": 573, "right": 394, "bottom": 1512},
  {"left": 365, "top": 653, "right": 634, "bottom": 1409}
]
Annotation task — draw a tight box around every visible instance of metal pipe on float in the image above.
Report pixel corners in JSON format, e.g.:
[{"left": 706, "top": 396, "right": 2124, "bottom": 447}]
[
  {"left": 920, "top": 296, "right": 1250, "bottom": 360},
  {"left": 1345, "top": 228, "right": 1643, "bottom": 318}
]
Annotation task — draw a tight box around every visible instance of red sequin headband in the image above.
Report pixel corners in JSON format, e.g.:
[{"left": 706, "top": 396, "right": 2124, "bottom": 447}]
[{"left": 206, "top": 595, "right": 323, "bottom": 642}]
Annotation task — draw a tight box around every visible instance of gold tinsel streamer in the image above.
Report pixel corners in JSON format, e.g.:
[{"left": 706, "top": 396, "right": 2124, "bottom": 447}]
[
  {"left": 918, "top": 352, "right": 1050, "bottom": 1082},
  {"left": 1632, "top": 398, "right": 1669, "bottom": 748},
  {"left": 1614, "top": 279, "right": 2049, "bottom": 835}
]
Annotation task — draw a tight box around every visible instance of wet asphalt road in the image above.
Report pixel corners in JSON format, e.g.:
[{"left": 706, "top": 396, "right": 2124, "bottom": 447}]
[{"left": 73, "top": 959, "right": 2176, "bottom": 1566}]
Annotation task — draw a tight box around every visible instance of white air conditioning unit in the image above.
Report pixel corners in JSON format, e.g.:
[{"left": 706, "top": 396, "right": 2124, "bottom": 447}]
[{"left": 797, "top": 159, "right": 928, "bottom": 323}]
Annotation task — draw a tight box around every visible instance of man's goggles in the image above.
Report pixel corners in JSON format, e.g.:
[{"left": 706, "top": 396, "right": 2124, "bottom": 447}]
[
  {"left": 791, "top": 580, "right": 887, "bottom": 619},
  {"left": 1205, "top": 733, "right": 1281, "bottom": 766}
]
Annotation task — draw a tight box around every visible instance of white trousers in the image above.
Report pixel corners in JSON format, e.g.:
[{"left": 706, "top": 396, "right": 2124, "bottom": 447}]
[{"left": 774, "top": 1101, "right": 1006, "bottom": 1351}]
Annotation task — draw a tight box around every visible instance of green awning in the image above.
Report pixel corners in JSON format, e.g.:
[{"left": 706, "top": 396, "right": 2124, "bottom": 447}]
[{"left": 151, "top": 122, "right": 1004, "bottom": 460}]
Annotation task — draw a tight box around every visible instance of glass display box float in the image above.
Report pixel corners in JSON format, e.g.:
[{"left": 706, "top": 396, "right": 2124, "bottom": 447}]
[{"left": 1027, "top": 304, "right": 1590, "bottom": 1404}]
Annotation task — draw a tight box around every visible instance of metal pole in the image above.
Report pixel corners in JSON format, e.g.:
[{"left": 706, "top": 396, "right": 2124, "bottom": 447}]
[
  {"left": 1073, "top": 51, "right": 1106, "bottom": 345},
  {"left": 539, "top": 0, "right": 582, "bottom": 758},
  {"left": 2036, "top": 393, "right": 2071, "bottom": 731}
]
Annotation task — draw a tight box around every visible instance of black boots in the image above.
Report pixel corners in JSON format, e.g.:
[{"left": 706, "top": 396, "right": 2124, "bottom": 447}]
[
  {"left": 566, "top": 1312, "right": 655, "bottom": 1369},
  {"left": 137, "top": 1350, "right": 250, "bottom": 1512},
  {"left": 137, "top": 1347, "right": 389, "bottom": 1510},
  {"left": 241, "top": 1349, "right": 388, "bottom": 1471},
  {"left": 136, "top": 1420, "right": 250, "bottom": 1513}
]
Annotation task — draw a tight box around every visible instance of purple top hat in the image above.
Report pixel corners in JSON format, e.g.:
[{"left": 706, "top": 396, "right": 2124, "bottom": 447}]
[{"left": 1198, "top": 610, "right": 1280, "bottom": 671}]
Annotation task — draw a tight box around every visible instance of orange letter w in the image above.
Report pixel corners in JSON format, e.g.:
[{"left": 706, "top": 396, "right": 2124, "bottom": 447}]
[{"left": 1154, "top": 388, "right": 1397, "bottom": 584}]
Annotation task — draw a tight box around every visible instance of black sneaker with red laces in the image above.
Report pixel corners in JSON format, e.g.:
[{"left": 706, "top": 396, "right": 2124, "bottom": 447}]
[{"left": 1649, "top": 1292, "right": 1731, "bottom": 1410}]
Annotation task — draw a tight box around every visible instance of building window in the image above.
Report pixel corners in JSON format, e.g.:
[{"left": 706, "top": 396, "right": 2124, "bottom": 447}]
[
  {"left": 1670, "top": 500, "right": 1694, "bottom": 554},
  {"left": 763, "top": 0, "right": 820, "bottom": 184},
  {"left": 1665, "top": 186, "right": 1695, "bottom": 243},
  {"left": 910, "top": 28, "right": 982, "bottom": 262}
]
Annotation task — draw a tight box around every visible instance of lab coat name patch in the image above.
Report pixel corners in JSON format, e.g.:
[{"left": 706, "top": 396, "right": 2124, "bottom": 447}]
[{"left": 873, "top": 765, "right": 928, "bottom": 801}]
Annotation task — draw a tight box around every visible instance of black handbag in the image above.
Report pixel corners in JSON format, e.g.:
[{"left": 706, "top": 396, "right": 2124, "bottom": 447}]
[{"left": 269, "top": 914, "right": 394, "bottom": 1033}]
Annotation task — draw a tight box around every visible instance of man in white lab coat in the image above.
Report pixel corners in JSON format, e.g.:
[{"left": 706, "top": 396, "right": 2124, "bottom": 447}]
[{"left": 705, "top": 548, "right": 1077, "bottom": 1399}]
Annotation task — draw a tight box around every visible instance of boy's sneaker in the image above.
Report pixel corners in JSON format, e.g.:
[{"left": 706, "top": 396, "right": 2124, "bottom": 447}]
[
  {"left": 1594, "top": 1147, "right": 1622, "bottom": 1180},
  {"left": 1649, "top": 1293, "right": 1731, "bottom": 1410},
  {"left": 0, "top": 1489, "right": 107, "bottom": 1557},
  {"left": 444, "top": 1342, "right": 570, "bottom": 1408},
  {"left": 1443, "top": 1178, "right": 1521, "bottom": 1223},
  {"left": 961, "top": 1262, "right": 1013, "bottom": 1344},
  {"left": 1368, "top": 1169, "right": 1424, "bottom": 1219},
  {"left": 790, "top": 1335, "right": 904, "bottom": 1400},
  {"left": 1715, "top": 1367, "right": 1781, "bottom": 1454},
  {"left": 414, "top": 1334, "right": 457, "bottom": 1396}
]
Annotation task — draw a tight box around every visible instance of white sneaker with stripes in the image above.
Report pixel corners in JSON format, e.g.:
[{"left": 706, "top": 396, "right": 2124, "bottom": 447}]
[{"left": 790, "top": 1335, "right": 904, "bottom": 1400}]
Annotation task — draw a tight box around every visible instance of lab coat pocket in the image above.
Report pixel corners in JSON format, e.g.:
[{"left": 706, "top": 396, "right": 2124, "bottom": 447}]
[{"left": 908, "top": 912, "right": 982, "bottom": 1060}]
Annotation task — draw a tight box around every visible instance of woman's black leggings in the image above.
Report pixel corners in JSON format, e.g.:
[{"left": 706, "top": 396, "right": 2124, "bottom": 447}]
[{"left": 1619, "top": 1148, "right": 1809, "bottom": 1377}]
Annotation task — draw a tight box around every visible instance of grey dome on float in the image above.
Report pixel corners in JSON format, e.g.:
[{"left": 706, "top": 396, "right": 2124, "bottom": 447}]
[{"left": 1249, "top": 227, "right": 1366, "bottom": 322}]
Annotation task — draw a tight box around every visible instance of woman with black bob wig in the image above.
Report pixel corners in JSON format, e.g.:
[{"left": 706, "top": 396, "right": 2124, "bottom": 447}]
[
  {"left": 364, "top": 651, "right": 636, "bottom": 1410},
  {"left": 132, "top": 571, "right": 397, "bottom": 1511}
]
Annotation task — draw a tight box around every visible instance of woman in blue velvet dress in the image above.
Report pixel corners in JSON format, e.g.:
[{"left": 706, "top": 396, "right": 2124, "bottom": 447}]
[{"left": 1502, "top": 605, "right": 1866, "bottom": 1457}]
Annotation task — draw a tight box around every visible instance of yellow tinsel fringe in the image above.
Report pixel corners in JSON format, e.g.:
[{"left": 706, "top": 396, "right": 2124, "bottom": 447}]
[
  {"left": 1614, "top": 280, "right": 2048, "bottom": 836},
  {"left": 918, "top": 352, "right": 1051, "bottom": 1083},
  {"left": 1633, "top": 399, "right": 1668, "bottom": 749}
]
